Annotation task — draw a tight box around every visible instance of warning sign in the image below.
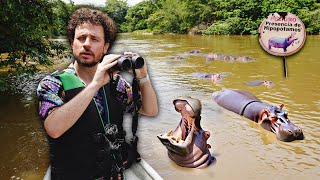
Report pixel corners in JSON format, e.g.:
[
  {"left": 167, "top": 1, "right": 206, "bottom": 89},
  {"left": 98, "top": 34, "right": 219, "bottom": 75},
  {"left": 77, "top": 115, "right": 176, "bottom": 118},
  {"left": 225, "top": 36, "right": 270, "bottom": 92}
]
[{"left": 258, "top": 12, "right": 306, "bottom": 56}]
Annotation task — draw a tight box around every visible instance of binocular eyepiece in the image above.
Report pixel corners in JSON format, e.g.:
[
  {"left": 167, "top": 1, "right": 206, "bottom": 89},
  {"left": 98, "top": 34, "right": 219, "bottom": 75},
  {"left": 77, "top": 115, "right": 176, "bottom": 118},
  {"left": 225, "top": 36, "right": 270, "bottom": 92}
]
[{"left": 105, "top": 55, "right": 145, "bottom": 71}]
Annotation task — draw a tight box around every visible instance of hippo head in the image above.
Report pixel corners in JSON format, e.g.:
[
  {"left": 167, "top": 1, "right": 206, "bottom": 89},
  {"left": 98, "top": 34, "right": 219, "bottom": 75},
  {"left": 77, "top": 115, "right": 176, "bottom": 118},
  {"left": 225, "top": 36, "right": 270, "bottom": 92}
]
[
  {"left": 259, "top": 105, "right": 304, "bottom": 142},
  {"left": 157, "top": 97, "right": 214, "bottom": 168},
  {"left": 287, "top": 37, "right": 298, "bottom": 45},
  {"left": 262, "top": 80, "right": 274, "bottom": 88},
  {"left": 211, "top": 74, "right": 221, "bottom": 83}
]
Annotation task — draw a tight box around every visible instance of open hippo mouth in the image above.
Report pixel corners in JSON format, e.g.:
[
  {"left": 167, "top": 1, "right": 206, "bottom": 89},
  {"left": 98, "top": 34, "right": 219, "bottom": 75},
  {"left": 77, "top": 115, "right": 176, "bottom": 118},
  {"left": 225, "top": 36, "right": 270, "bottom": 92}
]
[
  {"left": 157, "top": 116, "right": 196, "bottom": 157},
  {"left": 260, "top": 105, "right": 304, "bottom": 142},
  {"left": 157, "top": 97, "right": 214, "bottom": 168}
]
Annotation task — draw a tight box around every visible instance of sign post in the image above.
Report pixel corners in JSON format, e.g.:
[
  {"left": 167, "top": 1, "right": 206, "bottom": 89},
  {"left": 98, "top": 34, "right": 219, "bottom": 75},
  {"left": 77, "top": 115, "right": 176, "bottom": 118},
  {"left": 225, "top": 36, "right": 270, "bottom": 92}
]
[
  {"left": 283, "top": 56, "right": 287, "bottom": 78},
  {"left": 258, "top": 12, "right": 306, "bottom": 78}
]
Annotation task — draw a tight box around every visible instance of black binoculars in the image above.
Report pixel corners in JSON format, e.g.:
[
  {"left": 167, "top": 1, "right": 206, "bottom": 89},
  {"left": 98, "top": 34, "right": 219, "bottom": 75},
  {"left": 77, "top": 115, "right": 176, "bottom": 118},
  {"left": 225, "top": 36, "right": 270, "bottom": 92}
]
[{"left": 105, "top": 55, "right": 144, "bottom": 71}]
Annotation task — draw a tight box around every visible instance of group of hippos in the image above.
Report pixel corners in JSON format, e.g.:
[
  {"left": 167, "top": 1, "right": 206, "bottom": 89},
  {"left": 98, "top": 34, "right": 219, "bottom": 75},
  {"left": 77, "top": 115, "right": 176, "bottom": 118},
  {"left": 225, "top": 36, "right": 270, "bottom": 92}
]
[
  {"left": 157, "top": 50, "right": 304, "bottom": 169},
  {"left": 170, "top": 50, "right": 274, "bottom": 87},
  {"left": 169, "top": 49, "right": 256, "bottom": 62}
]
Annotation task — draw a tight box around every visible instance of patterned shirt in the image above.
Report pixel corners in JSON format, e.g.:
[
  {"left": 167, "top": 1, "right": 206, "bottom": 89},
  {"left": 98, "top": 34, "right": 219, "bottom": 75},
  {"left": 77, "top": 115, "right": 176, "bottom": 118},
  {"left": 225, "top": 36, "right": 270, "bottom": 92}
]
[{"left": 36, "top": 64, "right": 141, "bottom": 121}]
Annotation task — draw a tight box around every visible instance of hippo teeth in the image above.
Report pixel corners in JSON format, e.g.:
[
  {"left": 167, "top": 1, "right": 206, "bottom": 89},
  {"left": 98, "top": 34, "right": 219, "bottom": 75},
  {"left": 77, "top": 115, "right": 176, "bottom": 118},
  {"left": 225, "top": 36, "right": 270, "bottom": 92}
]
[{"left": 270, "top": 124, "right": 277, "bottom": 133}]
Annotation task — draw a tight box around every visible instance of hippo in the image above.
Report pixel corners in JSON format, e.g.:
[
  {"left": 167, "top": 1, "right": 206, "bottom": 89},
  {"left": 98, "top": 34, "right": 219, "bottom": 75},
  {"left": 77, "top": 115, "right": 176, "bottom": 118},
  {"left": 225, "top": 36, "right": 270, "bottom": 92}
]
[
  {"left": 169, "top": 55, "right": 186, "bottom": 61},
  {"left": 213, "top": 89, "right": 304, "bottom": 142},
  {"left": 157, "top": 97, "right": 214, "bottom": 168},
  {"left": 205, "top": 53, "right": 224, "bottom": 62},
  {"left": 205, "top": 53, "right": 255, "bottom": 62},
  {"left": 236, "top": 56, "right": 256, "bottom": 62},
  {"left": 268, "top": 33, "right": 298, "bottom": 52},
  {"left": 244, "top": 80, "right": 274, "bottom": 88},
  {"left": 189, "top": 72, "right": 226, "bottom": 84},
  {"left": 188, "top": 49, "right": 201, "bottom": 54}
]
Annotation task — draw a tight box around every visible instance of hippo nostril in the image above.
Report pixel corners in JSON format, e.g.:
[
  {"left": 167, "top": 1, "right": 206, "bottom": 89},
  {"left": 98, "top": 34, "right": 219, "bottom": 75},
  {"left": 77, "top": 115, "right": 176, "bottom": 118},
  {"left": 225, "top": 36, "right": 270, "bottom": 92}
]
[
  {"left": 296, "top": 128, "right": 301, "bottom": 133},
  {"left": 294, "top": 127, "right": 302, "bottom": 136}
]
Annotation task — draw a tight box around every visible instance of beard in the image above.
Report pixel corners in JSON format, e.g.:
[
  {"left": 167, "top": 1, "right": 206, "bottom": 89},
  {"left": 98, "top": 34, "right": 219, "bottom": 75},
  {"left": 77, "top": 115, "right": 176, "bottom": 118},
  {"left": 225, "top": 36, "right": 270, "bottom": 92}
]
[
  {"left": 73, "top": 46, "right": 106, "bottom": 67},
  {"left": 73, "top": 50, "right": 103, "bottom": 67},
  {"left": 74, "top": 57, "right": 99, "bottom": 67}
]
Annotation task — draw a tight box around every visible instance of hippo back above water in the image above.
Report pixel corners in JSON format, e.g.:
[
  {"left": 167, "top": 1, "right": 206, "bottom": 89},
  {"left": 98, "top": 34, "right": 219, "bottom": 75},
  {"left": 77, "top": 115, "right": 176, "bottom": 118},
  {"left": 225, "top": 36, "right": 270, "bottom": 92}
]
[
  {"left": 205, "top": 53, "right": 255, "bottom": 62},
  {"left": 213, "top": 89, "right": 304, "bottom": 142}
]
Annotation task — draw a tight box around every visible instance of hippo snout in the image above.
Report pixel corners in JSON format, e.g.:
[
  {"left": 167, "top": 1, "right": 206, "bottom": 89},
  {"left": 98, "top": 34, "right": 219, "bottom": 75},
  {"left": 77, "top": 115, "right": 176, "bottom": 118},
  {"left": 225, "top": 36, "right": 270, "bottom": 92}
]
[
  {"left": 293, "top": 126, "right": 304, "bottom": 140},
  {"left": 277, "top": 123, "right": 304, "bottom": 142}
]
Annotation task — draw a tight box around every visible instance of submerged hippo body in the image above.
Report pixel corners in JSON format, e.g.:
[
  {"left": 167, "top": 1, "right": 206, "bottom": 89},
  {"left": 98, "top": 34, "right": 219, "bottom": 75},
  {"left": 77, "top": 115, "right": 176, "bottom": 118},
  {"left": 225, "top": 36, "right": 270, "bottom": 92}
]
[
  {"left": 205, "top": 53, "right": 255, "bottom": 62},
  {"left": 169, "top": 55, "right": 186, "bottom": 61},
  {"left": 213, "top": 89, "right": 304, "bottom": 142},
  {"left": 189, "top": 72, "right": 222, "bottom": 84},
  {"left": 157, "top": 97, "right": 214, "bottom": 168},
  {"left": 189, "top": 49, "right": 201, "bottom": 54},
  {"left": 244, "top": 80, "right": 274, "bottom": 88}
]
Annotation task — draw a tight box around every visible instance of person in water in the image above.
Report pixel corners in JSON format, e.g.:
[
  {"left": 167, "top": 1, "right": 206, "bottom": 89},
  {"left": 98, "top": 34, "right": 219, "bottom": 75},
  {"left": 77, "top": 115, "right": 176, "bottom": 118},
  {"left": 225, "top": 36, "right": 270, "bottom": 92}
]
[{"left": 36, "top": 7, "right": 158, "bottom": 179}]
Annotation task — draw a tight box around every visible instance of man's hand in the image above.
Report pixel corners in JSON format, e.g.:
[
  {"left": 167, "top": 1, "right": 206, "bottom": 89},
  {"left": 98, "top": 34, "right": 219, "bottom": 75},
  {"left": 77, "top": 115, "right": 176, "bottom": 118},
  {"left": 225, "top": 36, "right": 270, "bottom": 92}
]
[
  {"left": 91, "top": 54, "right": 120, "bottom": 89},
  {"left": 123, "top": 52, "right": 148, "bottom": 79},
  {"left": 123, "top": 52, "right": 158, "bottom": 116}
]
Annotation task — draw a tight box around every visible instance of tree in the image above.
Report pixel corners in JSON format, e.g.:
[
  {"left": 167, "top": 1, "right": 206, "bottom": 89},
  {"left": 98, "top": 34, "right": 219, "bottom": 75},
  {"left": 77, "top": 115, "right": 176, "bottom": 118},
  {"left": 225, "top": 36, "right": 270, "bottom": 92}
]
[
  {"left": 104, "top": 0, "right": 129, "bottom": 32},
  {"left": 146, "top": 0, "right": 188, "bottom": 33},
  {"left": 0, "top": 0, "right": 68, "bottom": 73},
  {"left": 50, "top": 0, "right": 73, "bottom": 37},
  {"left": 124, "top": 1, "right": 157, "bottom": 32}
]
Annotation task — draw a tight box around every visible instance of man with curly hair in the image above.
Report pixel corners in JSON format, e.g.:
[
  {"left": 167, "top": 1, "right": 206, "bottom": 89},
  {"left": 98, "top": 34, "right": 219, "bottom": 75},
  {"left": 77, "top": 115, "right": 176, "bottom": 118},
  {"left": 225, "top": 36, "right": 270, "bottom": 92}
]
[{"left": 37, "top": 8, "right": 158, "bottom": 179}]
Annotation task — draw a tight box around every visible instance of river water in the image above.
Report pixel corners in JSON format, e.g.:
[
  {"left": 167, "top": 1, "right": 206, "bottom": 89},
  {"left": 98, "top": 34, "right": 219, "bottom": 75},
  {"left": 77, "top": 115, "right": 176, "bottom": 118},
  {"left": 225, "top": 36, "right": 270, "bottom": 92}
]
[{"left": 0, "top": 34, "right": 319, "bottom": 179}]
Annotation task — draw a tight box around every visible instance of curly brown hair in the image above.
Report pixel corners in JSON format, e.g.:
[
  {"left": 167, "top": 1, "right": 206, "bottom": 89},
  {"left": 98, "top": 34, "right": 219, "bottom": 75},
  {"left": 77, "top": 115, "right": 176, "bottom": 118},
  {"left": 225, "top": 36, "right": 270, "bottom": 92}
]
[{"left": 67, "top": 8, "right": 117, "bottom": 46}]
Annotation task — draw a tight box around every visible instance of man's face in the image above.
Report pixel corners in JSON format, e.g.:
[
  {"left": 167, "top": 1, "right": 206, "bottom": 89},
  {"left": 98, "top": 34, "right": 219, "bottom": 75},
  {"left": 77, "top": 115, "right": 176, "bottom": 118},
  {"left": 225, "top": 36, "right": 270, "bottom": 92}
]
[{"left": 72, "top": 23, "right": 109, "bottom": 67}]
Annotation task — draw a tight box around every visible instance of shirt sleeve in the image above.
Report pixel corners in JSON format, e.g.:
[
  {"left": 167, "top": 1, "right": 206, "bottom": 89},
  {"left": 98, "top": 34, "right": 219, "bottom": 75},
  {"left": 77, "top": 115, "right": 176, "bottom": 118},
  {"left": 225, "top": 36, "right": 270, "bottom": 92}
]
[
  {"left": 36, "top": 75, "right": 65, "bottom": 121},
  {"left": 114, "top": 75, "right": 142, "bottom": 113}
]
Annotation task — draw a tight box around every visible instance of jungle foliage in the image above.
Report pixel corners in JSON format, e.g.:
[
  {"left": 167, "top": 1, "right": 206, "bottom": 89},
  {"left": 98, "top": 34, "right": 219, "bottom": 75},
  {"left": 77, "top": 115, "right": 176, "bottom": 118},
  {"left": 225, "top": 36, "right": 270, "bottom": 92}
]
[
  {"left": 0, "top": 0, "right": 71, "bottom": 73},
  {"left": 123, "top": 0, "right": 320, "bottom": 35},
  {"left": 0, "top": 0, "right": 319, "bottom": 73}
]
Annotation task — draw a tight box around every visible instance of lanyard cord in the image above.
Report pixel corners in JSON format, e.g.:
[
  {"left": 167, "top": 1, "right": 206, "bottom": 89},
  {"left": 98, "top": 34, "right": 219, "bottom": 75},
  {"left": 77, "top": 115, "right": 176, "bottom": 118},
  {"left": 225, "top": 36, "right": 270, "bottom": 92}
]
[
  {"left": 93, "top": 86, "right": 110, "bottom": 134},
  {"left": 102, "top": 85, "right": 110, "bottom": 124}
]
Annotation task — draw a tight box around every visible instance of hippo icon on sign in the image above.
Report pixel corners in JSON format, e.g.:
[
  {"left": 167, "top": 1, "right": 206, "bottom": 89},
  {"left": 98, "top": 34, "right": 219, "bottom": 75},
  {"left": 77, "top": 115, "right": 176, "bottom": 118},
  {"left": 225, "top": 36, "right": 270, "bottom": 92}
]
[{"left": 268, "top": 33, "right": 298, "bottom": 52}]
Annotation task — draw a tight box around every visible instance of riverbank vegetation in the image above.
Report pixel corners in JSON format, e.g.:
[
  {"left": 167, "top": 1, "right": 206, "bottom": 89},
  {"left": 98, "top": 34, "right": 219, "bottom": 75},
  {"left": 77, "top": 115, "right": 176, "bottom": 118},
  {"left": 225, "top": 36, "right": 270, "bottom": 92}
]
[
  {"left": 123, "top": 0, "right": 320, "bottom": 35},
  {"left": 0, "top": 0, "right": 319, "bottom": 73}
]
